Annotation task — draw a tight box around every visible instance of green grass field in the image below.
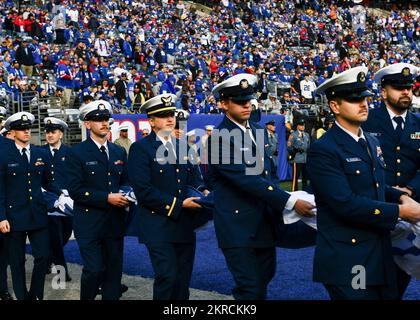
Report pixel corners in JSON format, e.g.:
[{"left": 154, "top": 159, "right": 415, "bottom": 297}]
[{"left": 280, "top": 181, "right": 293, "bottom": 192}]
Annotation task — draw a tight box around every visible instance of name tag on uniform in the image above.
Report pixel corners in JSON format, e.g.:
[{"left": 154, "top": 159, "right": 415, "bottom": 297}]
[
  {"left": 370, "top": 132, "right": 382, "bottom": 137},
  {"left": 411, "top": 132, "right": 420, "bottom": 139},
  {"left": 114, "top": 160, "right": 124, "bottom": 165},
  {"left": 7, "top": 163, "right": 19, "bottom": 167},
  {"left": 346, "top": 157, "right": 362, "bottom": 162},
  {"left": 86, "top": 161, "right": 98, "bottom": 165}
]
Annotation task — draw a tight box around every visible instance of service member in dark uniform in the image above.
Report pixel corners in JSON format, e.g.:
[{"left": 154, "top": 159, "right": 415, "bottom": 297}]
[
  {"left": 265, "top": 120, "right": 279, "bottom": 172},
  {"left": 307, "top": 66, "right": 420, "bottom": 300},
  {"left": 0, "top": 133, "right": 13, "bottom": 300},
  {"left": 287, "top": 118, "right": 310, "bottom": 191},
  {"left": 362, "top": 62, "right": 420, "bottom": 299},
  {"left": 0, "top": 112, "right": 61, "bottom": 300},
  {"left": 41, "top": 117, "right": 72, "bottom": 282},
  {"left": 66, "top": 100, "right": 129, "bottom": 300},
  {"left": 128, "top": 93, "right": 205, "bottom": 300},
  {"left": 207, "top": 74, "right": 315, "bottom": 300}
]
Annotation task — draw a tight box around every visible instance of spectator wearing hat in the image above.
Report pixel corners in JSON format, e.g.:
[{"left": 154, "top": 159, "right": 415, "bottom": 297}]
[
  {"left": 114, "top": 123, "right": 132, "bottom": 155},
  {"left": 207, "top": 74, "right": 314, "bottom": 300},
  {"left": 0, "top": 111, "right": 62, "bottom": 300},
  {"left": 287, "top": 118, "right": 310, "bottom": 191},
  {"left": 129, "top": 82, "right": 145, "bottom": 113},
  {"left": 15, "top": 38, "right": 36, "bottom": 77},
  {"left": 41, "top": 117, "right": 72, "bottom": 283},
  {"left": 307, "top": 66, "right": 420, "bottom": 300},
  {"left": 127, "top": 93, "right": 205, "bottom": 300},
  {"left": 104, "top": 86, "right": 120, "bottom": 111},
  {"left": 66, "top": 100, "right": 129, "bottom": 300},
  {"left": 362, "top": 63, "right": 420, "bottom": 299},
  {"left": 39, "top": 74, "right": 55, "bottom": 96},
  {"left": 115, "top": 72, "right": 128, "bottom": 105},
  {"left": 263, "top": 92, "right": 281, "bottom": 114},
  {"left": 75, "top": 62, "right": 93, "bottom": 90},
  {"left": 7, "top": 60, "right": 25, "bottom": 80}
]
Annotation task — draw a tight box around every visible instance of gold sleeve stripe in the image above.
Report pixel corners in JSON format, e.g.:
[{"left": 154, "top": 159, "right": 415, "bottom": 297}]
[{"left": 167, "top": 197, "right": 177, "bottom": 217}]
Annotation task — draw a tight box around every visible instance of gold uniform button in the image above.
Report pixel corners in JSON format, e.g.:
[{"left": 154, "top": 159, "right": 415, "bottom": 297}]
[
  {"left": 9, "top": 205, "right": 12, "bottom": 209},
  {"left": 91, "top": 172, "right": 95, "bottom": 175},
  {"left": 165, "top": 205, "right": 170, "bottom": 210},
  {"left": 28, "top": 189, "right": 32, "bottom": 192},
  {"left": 108, "top": 172, "right": 111, "bottom": 176},
  {"left": 374, "top": 209, "right": 381, "bottom": 215},
  {"left": 13, "top": 173, "right": 16, "bottom": 176},
  {"left": 27, "top": 173, "right": 31, "bottom": 176},
  {"left": 85, "top": 192, "right": 90, "bottom": 196},
  {"left": 268, "top": 186, "right": 274, "bottom": 191},
  {"left": 178, "top": 189, "right": 182, "bottom": 194},
  {"left": 351, "top": 238, "right": 357, "bottom": 244},
  {"left": 397, "top": 159, "right": 401, "bottom": 164},
  {"left": 29, "top": 196, "right": 32, "bottom": 200},
  {"left": 85, "top": 209, "right": 89, "bottom": 212},
  {"left": 160, "top": 170, "right": 163, "bottom": 173},
  {"left": 235, "top": 210, "right": 239, "bottom": 214},
  {"left": 376, "top": 183, "right": 379, "bottom": 188},
  {"left": 28, "top": 180, "right": 31, "bottom": 184},
  {"left": 178, "top": 179, "right": 181, "bottom": 183},
  {"left": 265, "top": 170, "right": 268, "bottom": 175},
  {"left": 51, "top": 165, "right": 54, "bottom": 168},
  {"left": 176, "top": 169, "right": 180, "bottom": 173},
  {"left": 151, "top": 211, "right": 155, "bottom": 214},
  {"left": 397, "top": 172, "right": 401, "bottom": 177},
  {"left": 396, "top": 146, "right": 401, "bottom": 151},
  {"left": 356, "top": 170, "right": 360, "bottom": 174},
  {"left": 108, "top": 182, "right": 112, "bottom": 185},
  {"left": 51, "top": 171, "right": 54, "bottom": 174}
]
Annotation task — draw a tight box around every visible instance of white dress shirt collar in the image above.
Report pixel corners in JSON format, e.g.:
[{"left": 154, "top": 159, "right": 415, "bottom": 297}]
[{"left": 335, "top": 121, "right": 366, "bottom": 142}]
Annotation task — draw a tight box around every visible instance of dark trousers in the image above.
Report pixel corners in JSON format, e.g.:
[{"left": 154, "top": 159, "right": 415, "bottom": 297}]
[
  {"left": 6, "top": 228, "right": 50, "bottom": 300},
  {"left": 0, "top": 235, "right": 8, "bottom": 292},
  {"left": 48, "top": 216, "right": 73, "bottom": 272},
  {"left": 77, "top": 237, "right": 123, "bottom": 300},
  {"left": 324, "top": 282, "right": 399, "bottom": 300},
  {"left": 222, "top": 247, "right": 276, "bottom": 300},
  {"left": 292, "top": 162, "right": 308, "bottom": 191},
  {"left": 146, "top": 242, "right": 196, "bottom": 300}
]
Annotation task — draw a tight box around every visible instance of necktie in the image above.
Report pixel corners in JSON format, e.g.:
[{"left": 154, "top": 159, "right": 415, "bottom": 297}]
[
  {"left": 100, "top": 145, "right": 108, "bottom": 170},
  {"left": 245, "top": 127, "right": 256, "bottom": 145},
  {"left": 100, "top": 145, "right": 108, "bottom": 158},
  {"left": 358, "top": 138, "right": 372, "bottom": 160},
  {"left": 22, "top": 147, "right": 29, "bottom": 166},
  {"left": 393, "top": 116, "right": 404, "bottom": 141},
  {"left": 52, "top": 148, "right": 59, "bottom": 158},
  {"left": 165, "top": 141, "right": 177, "bottom": 164}
]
